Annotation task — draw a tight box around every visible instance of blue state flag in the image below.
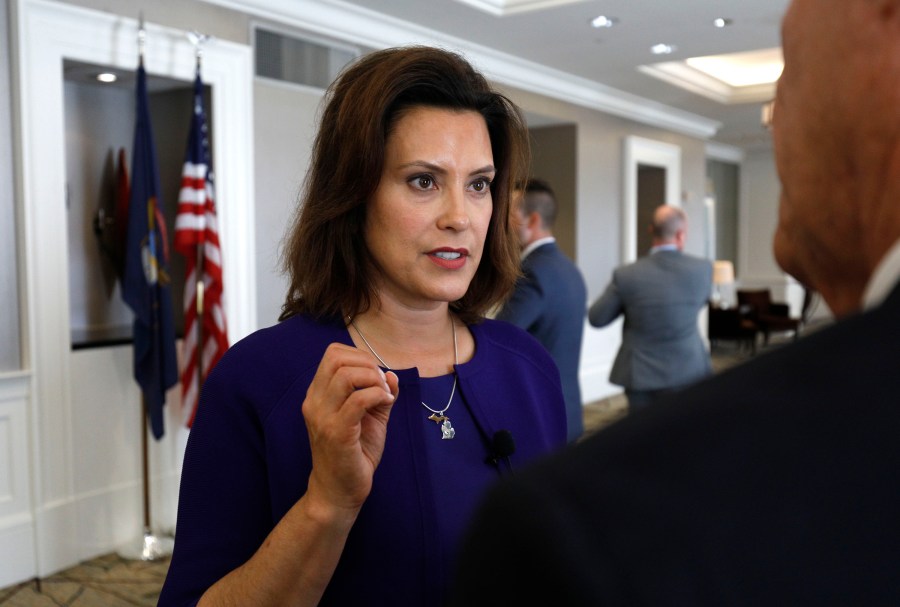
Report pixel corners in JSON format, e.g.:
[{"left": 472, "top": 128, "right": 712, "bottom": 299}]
[{"left": 122, "top": 63, "right": 178, "bottom": 440}]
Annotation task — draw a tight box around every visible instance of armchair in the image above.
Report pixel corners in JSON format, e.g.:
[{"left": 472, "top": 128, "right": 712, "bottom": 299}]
[
  {"left": 708, "top": 302, "right": 758, "bottom": 354},
  {"left": 736, "top": 289, "right": 802, "bottom": 346}
]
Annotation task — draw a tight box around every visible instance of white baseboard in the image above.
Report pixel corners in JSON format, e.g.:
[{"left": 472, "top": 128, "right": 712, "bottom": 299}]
[
  {"left": 33, "top": 470, "right": 181, "bottom": 578},
  {"left": 0, "top": 513, "right": 36, "bottom": 588}
]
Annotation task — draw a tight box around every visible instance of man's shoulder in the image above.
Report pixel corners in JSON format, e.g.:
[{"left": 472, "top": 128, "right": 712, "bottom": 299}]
[
  {"left": 614, "top": 255, "right": 657, "bottom": 279},
  {"left": 680, "top": 252, "right": 713, "bottom": 269},
  {"left": 526, "top": 241, "right": 566, "bottom": 265},
  {"left": 525, "top": 243, "right": 584, "bottom": 281},
  {"left": 635, "top": 251, "right": 711, "bottom": 277},
  {"left": 476, "top": 318, "right": 557, "bottom": 358}
]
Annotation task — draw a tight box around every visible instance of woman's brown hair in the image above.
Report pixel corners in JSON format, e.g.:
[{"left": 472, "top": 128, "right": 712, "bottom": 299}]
[{"left": 279, "top": 46, "right": 530, "bottom": 324}]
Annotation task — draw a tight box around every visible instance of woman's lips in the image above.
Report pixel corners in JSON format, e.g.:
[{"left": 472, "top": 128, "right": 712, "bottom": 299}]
[{"left": 428, "top": 248, "right": 468, "bottom": 270}]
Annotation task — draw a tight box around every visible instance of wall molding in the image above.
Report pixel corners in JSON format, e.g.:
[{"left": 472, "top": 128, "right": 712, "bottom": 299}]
[
  {"left": 0, "top": 517, "right": 36, "bottom": 589},
  {"left": 0, "top": 372, "right": 28, "bottom": 402},
  {"left": 706, "top": 141, "right": 746, "bottom": 164},
  {"left": 0, "top": 373, "right": 33, "bottom": 588}
]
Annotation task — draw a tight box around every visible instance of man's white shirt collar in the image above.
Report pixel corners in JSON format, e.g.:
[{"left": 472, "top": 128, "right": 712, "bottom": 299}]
[
  {"left": 862, "top": 238, "right": 900, "bottom": 310},
  {"left": 521, "top": 236, "right": 555, "bottom": 261},
  {"left": 649, "top": 243, "right": 678, "bottom": 254}
]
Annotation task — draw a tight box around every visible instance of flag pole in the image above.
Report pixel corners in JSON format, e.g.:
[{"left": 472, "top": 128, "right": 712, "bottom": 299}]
[
  {"left": 137, "top": 11, "right": 145, "bottom": 67},
  {"left": 132, "top": 398, "right": 173, "bottom": 559},
  {"left": 190, "top": 31, "right": 209, "bottom": 422},
  {"left": 141, "top": 396, "right": 150, "bottom": 532},
  {"left": 119, "top": 396, "right": 173, "bottom": 560},
  {"left": 117, "top": 13, "right": 175, "bottom": 561},
  {"left": 195, "top": 271, "right": 204, "bottom": 407}
]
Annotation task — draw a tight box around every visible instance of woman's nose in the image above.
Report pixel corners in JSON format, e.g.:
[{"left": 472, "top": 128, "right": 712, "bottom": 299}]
[{"left": 438, "top": 190, "right": 470, "bottom": 231}]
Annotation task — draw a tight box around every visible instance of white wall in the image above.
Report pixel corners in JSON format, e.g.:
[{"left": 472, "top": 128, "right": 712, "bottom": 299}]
[
  {"left": 68, "top": 346, "right": 185, "bottom": 550},
  {"left": 252, "top": 79, "right": 321, "bottom": 328},
  {"left": 738, "top": 148, "right": 832, "bottom": 320},
  {"left": 739, "top": 148, "right": 783, "bottom": 289}
]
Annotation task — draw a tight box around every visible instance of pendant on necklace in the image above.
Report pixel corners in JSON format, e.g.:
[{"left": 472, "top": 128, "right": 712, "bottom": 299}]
[
  {"left": 348, "top": 316, "right": 459, "bottom": 440},
  {"left": 428, "top": 413, "right": 455, "bottom": 439}
]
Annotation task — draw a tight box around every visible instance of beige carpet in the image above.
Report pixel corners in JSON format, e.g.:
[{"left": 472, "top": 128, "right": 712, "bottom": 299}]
[{"left": 0, "top": 553, "right": 169, "bottom": 606}]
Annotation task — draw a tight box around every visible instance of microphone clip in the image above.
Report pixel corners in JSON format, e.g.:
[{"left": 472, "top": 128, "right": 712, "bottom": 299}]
[{"left": 486, "top": 430, "right": 516, "bottom": 472}]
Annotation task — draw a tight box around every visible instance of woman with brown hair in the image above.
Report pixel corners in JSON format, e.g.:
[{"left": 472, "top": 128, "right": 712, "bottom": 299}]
[{"left": 159, "top": 45, "right": 566, "bottom": 606}]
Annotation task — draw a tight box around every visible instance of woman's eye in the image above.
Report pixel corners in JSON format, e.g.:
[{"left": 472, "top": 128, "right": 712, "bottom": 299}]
[
  {"left": 412, "top": 175, "right": 434, "bottom": 190},
  {"left": 471, "top": 178, "right": 492, "bottom": 192}
]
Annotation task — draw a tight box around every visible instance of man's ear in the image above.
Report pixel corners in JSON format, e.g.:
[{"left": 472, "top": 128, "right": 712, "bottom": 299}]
[{"left": 527, "top": 211, "right": 543, "bottom": 230}]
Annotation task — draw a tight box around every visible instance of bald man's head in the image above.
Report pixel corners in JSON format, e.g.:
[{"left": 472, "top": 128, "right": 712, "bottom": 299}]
[{"left": 651, "top": 205, "right": 687, "bottom": 249}]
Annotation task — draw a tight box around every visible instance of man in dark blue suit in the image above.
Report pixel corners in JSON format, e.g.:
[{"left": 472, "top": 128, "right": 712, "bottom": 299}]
[
  {"left": 452, "top": 0, "right": 900, "bottom": 603},
  {"left": 497, "top": 179, "right": 587, "bottom": 442}
]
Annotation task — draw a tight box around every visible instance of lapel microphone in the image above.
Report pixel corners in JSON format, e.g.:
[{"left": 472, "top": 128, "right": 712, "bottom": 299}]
[{"left": 486, "top": 429, "right": 516, "bottom": 473}]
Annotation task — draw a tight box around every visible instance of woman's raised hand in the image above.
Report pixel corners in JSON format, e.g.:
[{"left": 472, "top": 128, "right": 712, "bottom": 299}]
[{"left": 302, "top": 343, "right": 400, "bottom": 516}]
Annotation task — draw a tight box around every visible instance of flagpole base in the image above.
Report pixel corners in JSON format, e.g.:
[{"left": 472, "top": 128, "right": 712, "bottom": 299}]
[{"left": 118, "top": 528, "right": 174, "bottom": 562}]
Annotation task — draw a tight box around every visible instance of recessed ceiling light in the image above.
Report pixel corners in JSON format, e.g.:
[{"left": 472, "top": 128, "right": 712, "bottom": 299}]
[
  {"left": 590, "top": 15, "right": 618, "bottom": 28},
  {"left": 455, "top": 0, "right": 590, "bottom": 17},
  {"left": 713, "top": 18, "right": 733, "bottom": 28},
  {"left": 638, "top": 47, "right": 782, "bottom": 104},
  {"left": 686, "top": 48, "right": 783, "bottom": 87},
  {"left": 651, "top": 44, "right": 677, "bottom": 55},
  {"left": 96, "top": 72, "right": 117, "bottom": 83}
]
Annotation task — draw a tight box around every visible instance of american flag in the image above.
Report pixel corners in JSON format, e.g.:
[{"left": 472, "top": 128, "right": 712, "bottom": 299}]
[{"left": 174, "top": 70, "right": 228, "bottom": 427}]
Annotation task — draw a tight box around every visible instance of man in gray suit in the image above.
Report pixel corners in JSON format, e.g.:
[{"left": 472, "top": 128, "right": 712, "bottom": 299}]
[
  {"left": 498, "top": 179, "right": 588, "bottom": 442},
  {"left": 588, "top": 205, "right": 712, "bottom": 410}
]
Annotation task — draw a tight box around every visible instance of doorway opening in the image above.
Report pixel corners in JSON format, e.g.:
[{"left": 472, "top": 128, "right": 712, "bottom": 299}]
[
  {"left": 636, "top": 165, "right": 666, "bottom": 256},
  {"left": 622, "top": 136, "right": 681, "bottom": 262}
]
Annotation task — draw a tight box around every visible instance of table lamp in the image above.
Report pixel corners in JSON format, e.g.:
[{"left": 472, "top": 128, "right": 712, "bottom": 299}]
[{"left": 712, "top": 260, "right": 735, "bottom": 308}]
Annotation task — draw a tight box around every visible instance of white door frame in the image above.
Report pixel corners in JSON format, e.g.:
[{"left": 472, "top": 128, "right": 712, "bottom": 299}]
[{"left": 622, "top": 136, "right": 681, "bottom": 262}]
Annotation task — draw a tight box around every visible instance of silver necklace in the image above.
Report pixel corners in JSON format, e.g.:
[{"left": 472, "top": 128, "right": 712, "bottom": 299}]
[{"left": 349, "top": 316, "right": 458, "bottom": 440}]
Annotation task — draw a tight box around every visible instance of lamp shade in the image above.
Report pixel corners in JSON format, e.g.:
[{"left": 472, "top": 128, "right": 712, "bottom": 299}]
[{"left": 713, "top": 260, "right": 735, "bottom": 285}]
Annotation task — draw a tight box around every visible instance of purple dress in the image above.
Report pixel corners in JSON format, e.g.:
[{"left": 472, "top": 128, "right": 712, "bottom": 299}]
[{"left": 158, "top": 314, "right": 567, "bottom": 606}]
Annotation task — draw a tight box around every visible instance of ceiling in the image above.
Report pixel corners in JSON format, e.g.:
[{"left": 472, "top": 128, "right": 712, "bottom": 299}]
[
  {"left": 332, "top": 0, "right": 790, "bottom": 151},
  {"left": 74, "top": 0, "right": 791, "bottom": 152}
]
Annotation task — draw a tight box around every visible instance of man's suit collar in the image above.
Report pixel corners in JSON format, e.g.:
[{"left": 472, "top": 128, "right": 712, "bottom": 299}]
[
  {"left": 521, "top": 236, "right": 556, "bottom": 261},
  {"left": 649, "top": 244, "right": 679, "bottom": 255}
]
